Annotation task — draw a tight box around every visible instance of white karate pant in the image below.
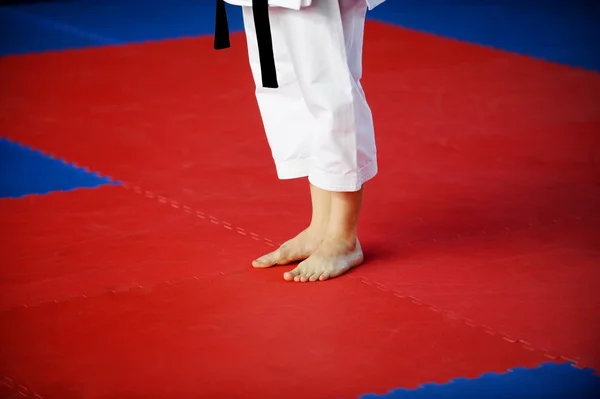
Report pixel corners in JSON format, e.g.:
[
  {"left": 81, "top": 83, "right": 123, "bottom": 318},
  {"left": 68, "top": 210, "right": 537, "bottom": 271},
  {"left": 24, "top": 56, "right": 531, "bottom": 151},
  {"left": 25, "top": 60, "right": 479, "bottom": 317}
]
[{"left": 242, "top": 0, "right": 377, "bottom": 192}]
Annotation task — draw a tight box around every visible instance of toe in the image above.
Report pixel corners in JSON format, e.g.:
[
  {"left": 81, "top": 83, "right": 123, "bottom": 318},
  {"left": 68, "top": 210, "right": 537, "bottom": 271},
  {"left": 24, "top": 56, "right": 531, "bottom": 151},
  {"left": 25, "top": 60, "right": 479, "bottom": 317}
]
[
  {"left": 283, "top": 268, "right": 298, "bottom": 281},
  {"left": 290, "top": 265, "right": 304, "bottom": 282},
  {"left": 284, "top": 263, "right": 305, "bottom": 282},
  {"left": 303, "top": 269, "right": 321, "bottom": 282},
  {"left": 252, "top": 250, "right": 281, "bottom": 268}
]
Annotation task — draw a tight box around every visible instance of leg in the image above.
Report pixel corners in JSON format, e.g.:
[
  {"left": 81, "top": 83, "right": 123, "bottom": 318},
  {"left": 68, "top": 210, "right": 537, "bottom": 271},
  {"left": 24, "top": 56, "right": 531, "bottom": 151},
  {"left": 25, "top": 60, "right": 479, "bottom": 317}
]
[
  {"left": 243, "top": 7, "right": 330, "bottom": 267},
  {"left": 252, "top": 183, "right": 330, "bottom": 267},
  {"left": 277, "top": 0, "right": 375, "bottom": 282},
  {"left": 244, "top": 0, "right": 377, "bottom": 279}
]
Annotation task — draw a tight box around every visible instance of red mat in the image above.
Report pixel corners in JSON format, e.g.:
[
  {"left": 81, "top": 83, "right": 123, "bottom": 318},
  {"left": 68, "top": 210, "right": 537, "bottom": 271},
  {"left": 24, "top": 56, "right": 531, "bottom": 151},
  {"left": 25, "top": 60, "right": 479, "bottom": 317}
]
[
  {"left": 356, "top": 222, "right": 600, "bottom": 367},
  {"left": 0, "top": 268, "right": 550, "bottom": 399},
  {"left": 0, "top": 185, "right": 271, "bottom": 311},
  {"left": 1, "top": 20, "right": 599, "bottom": 396}
]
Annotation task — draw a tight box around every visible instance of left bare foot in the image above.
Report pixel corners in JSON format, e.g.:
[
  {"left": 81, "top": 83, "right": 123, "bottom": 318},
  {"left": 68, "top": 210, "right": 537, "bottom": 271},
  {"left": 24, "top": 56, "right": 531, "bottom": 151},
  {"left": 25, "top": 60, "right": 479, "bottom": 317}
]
[{"left": 283, "top": 238, "right": 363, "bottom": 282}]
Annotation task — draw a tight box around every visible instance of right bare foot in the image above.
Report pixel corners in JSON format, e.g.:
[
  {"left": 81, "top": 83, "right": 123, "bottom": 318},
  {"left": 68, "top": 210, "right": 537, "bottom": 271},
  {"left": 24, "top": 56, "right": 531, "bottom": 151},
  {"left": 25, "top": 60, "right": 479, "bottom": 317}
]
[{"left": 252, "top": 227, "right": 325, "bottom": 268}]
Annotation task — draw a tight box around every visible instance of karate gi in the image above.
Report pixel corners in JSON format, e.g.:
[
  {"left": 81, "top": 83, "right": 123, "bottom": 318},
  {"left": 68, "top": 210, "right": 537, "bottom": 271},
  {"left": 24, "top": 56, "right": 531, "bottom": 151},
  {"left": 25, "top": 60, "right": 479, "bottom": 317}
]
[{"left": 214, "top": 0, "right": 384, "bottom": 192}]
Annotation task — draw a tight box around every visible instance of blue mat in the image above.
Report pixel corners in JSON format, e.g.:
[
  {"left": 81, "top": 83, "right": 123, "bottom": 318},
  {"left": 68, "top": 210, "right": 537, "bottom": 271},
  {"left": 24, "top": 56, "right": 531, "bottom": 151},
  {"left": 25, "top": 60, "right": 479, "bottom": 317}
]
[
  {"left": 360, "top": 362, "right": 600, "bottom": 399},
  {"left": 0, "top": 1, "right": 243, "bottom": 54},
  {"left": 0, "top": 138, "right": 117, "bottom": 198},
  {"left": 368, "top": 0, "right": 600, "bottom": 72},
  {"left": 1, "top": 0, "right": 598, "bottom": 71}
]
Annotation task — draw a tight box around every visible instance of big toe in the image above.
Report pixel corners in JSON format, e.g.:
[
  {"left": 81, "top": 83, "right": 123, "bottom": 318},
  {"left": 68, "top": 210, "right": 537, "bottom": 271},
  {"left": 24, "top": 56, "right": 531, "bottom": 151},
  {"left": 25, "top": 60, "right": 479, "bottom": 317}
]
[
  {"left": 283, "top": 266, "right": 301, "bottom": 281},
  {"left": 283, "top": 270, "right": 296, "bottom": 281},
  {"left": 252, "top": 250, "right": 280, "bottom": 268}
]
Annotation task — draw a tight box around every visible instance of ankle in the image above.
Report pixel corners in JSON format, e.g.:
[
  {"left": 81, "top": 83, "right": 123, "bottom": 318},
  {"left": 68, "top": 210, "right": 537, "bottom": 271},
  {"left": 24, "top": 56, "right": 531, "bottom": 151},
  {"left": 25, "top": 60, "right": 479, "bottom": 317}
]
[
  {"left": 306, "top": 221, "right": 328, "bottom": 236},
  {"left": 324, "top": 231, "right": 358, "bottom": 250}
]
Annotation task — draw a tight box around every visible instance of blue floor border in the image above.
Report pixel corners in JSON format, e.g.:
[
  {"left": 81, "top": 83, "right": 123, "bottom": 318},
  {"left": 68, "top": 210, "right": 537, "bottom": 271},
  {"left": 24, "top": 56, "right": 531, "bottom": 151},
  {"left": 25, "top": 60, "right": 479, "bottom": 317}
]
[
  {"left": 359, "top": 362, "right": 600, "bottom": 399},
  {"left": 0, "top": 2, "right": 599, "bottom": 398},
  {"left": 0, "top": 137, "right": 119, "bottom": 198},
  {"left": 368, "top": 0, "right": 600, "bottom": 72},
  {"left": 1, "top": 0, "right": 599, "bottom": 71}
]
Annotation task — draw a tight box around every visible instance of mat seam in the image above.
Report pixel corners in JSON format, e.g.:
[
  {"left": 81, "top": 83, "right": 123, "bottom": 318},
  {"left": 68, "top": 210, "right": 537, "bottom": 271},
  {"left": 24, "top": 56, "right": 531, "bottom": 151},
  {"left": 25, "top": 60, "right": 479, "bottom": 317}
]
[
  {"left": 0, "top": 270, "right": 251, "bottom": 398},
  {"left": 346, "top": 273, "right": 584, "bottom": 370},
  {"left": 123, "top": 183, "right": 587, "bottom": 253},
  {"left": 0, "top": 269, "right": 249, "bottom": 314},
  {"left": 1, "top": 186, "right": 588, "bottom": 398},
  {"left": 123, "top": 183, "right": 278, "bottom": 249},
  {"left": 5, "top": 138, "right": 588, "bottom": 243},
  {"left": 1, "top": 376, "right": 42, "bottom": 398},
  {"left": 2, "top": 142, "right": 587, "bottom": 373},
  {"left": 124, "top": 183, "right": 586, "bottom": 371}
]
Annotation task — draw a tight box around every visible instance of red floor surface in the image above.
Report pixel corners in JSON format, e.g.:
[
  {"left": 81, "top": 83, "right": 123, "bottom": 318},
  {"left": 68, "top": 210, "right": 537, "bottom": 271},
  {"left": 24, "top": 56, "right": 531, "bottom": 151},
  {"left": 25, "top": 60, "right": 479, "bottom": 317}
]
[
  {"left": 0, "top": 186, "right": 270, "bottom": 311},
  {"left": 1, "top": 21, "right": 599, "bottom": 397},
  {"left": 0, "top": 272, "right": 550, "bottom": 399}
]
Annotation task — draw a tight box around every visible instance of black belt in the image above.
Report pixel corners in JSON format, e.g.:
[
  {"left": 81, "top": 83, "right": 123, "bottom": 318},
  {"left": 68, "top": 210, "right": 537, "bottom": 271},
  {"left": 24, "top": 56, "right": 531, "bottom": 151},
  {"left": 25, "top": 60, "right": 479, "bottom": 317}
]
[{"left": 214, "top": 0, "right": 279, "bottom": 89}]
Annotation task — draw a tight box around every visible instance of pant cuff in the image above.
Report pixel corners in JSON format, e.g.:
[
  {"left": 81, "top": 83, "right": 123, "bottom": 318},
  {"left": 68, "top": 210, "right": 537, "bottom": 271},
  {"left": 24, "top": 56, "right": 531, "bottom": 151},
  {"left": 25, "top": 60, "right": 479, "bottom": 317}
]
[
  {"left": 308, "top": 161, "right": 378, "bottom": 192},
  {"left": 274, "top": 157, "right": 310, "bottom": 180}
]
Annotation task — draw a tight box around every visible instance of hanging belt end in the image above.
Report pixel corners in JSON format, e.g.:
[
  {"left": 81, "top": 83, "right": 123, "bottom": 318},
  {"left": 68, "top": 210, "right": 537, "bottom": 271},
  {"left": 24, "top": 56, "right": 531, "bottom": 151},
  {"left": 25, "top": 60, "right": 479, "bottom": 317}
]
[
  {"left": 214, "top": 0, "right": 231, "bottom": 50},
  {"left": 262, "top": 78, "right": 279, "bottom": 89},
  {"left": 214, "top": 36, "right": 231, "bottom": 50}
]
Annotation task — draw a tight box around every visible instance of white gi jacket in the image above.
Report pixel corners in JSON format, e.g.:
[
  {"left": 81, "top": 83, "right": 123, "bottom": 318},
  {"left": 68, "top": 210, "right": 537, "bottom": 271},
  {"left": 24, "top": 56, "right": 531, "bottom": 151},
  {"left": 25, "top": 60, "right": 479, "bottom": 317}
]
[
  {"left": 224, "top": 0, "right": 385, "bottom": 10},
  {"left": 214, "top": 0, "right": 385, "bottom": 88},
  {"left": 225, "top": 0, "right": 311, "bottom": 9}
]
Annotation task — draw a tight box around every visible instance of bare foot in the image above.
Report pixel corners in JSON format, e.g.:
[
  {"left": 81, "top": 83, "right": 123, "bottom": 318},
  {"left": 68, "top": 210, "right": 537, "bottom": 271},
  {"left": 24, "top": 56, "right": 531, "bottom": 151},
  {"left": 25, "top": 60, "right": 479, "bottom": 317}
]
[
  {"left": 251, "top": 227, "right": 325, "bottom": 268},
  {"left": 283, "top": 238, "right": 363, "bottom": 282}
]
